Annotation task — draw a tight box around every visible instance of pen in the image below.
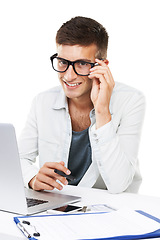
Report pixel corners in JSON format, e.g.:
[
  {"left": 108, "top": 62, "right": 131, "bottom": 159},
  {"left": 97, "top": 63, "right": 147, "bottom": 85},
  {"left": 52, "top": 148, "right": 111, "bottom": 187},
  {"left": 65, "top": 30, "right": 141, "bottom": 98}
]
[
  {"left": 17, "top": 222, "right": 31, "bottom": 238},
  {"left": 54, "top": 169, "right": 76, "bottom": 181}
]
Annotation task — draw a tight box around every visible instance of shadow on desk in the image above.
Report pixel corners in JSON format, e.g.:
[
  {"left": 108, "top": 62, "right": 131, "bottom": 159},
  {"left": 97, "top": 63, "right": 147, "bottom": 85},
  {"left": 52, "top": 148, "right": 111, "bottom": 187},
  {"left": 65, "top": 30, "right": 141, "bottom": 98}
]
[{"left": 0, "top": 233, "right": 24, "bottom": 240}]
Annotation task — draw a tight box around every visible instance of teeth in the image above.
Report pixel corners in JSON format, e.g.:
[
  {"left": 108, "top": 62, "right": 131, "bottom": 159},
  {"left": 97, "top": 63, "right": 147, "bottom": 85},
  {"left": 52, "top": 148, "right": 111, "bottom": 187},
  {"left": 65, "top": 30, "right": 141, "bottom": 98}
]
[{"left": 65, "top": 81, "right": 80, "bottom": 87}]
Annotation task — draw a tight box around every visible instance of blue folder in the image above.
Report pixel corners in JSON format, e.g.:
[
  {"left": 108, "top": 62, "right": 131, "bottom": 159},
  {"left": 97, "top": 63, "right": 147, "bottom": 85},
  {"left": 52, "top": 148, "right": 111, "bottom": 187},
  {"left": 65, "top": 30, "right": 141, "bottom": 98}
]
[{"left": 13, "top": 210, "right": 160, "bottom": 240}]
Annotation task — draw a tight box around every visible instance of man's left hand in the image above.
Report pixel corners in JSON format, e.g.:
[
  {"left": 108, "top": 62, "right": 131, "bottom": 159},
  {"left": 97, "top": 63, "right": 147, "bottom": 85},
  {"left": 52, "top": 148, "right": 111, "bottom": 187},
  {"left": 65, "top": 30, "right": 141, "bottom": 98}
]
[{"left": 89, "top": 59, "right": 115, "bottom": 129}]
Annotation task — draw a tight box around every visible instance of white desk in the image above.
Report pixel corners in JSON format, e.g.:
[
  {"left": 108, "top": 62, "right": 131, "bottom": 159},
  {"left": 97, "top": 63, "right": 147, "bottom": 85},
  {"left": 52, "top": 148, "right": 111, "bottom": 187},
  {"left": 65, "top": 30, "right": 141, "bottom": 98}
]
[{"left": 1, "top": 185, "right": 160, "bottom": 239}]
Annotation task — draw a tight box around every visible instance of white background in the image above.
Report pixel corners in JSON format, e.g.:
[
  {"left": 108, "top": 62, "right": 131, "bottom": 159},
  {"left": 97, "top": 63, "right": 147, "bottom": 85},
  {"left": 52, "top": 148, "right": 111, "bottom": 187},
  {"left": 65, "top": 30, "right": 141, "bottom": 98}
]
[{"left": 0, "top": 0, "right": 160, "bottom": 197}]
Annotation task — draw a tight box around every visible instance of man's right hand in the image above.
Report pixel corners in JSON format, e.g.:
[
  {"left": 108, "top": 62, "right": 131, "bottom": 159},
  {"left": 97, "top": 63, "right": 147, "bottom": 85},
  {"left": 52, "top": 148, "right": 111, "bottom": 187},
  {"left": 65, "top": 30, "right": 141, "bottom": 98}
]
[{"left": 29, "top": 161, "right": 71, "bottom": 191}]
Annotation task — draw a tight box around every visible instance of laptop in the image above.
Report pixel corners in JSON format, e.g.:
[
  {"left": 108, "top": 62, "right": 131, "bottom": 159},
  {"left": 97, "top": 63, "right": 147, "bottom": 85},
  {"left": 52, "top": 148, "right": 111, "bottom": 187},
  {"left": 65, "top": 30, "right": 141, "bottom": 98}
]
[{"left": 0, "top": 123, "right": 81, "bottom": 215}]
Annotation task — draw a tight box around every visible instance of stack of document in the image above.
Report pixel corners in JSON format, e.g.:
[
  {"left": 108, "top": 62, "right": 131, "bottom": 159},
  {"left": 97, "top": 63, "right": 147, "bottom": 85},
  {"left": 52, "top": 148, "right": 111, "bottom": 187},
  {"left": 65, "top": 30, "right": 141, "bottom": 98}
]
[{"left": 14, "top": 208, "right": 160, "bottom": 240}]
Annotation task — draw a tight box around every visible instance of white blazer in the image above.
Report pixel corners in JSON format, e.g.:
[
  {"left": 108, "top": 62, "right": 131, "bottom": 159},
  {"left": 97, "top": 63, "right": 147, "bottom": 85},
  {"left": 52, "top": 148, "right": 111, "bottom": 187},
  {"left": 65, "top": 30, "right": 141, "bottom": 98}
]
[{"left": 18, "top": 82, "right": 145, "bottom": 193}]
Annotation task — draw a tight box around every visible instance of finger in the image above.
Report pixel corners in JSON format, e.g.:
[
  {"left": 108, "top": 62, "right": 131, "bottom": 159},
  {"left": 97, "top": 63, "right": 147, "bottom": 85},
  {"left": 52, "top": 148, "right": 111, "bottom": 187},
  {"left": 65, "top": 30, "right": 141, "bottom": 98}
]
[
  {"left": 90, "top": 65, "right": 112, "bottom": 77},
  {"left": 36, "top": 173, "right": 64, "bottom": 190},
  {"left": 104, "top": 66, "right": 115, "bottom": 85},
  {"left": 90, "top": 67, "right": 115, "bottom": 87},
  {"left": 89, "top": 73, "right": 107, "bottom": 85},
  {"left": 90, "top": 66, "right": 108, "bottom": 73},
  {"left": 54, "top": 173, "right": 68, "bottom": 186},
  {"left": 59, "top": 161, "right": 65, "bottom": 166},
  {"left": 44, "top": 162, "right": 71, "bottom": 175},
  {"left": 91, "top": 59, "right": 109, "bottom": 74},
  {"left": 33, "top": 180, "right": 55, "bottom": 191},
  {"left": 90, "top": 68, "right": 110, "bottom": 76},
  {"left": 91, "top": 58, "right": 114, "bottom": 81},
  {"left": 32, "top": 176, "right": 55, "bottom": 191},
  {"left": 95, "top": 58, "right": 109, "bottom": 67},
  {"left": 39, "top": 166, "right": 68, "bottom": 186}
]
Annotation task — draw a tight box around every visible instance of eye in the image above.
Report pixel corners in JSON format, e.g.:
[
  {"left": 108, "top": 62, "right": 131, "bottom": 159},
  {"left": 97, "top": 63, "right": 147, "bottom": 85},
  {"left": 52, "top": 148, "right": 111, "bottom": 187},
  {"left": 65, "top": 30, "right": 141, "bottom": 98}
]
[
  {"left": 58, "top": 59, "right": 68, "bottom": 66},
  {"left": 76, "top": 61, "right": 91, "bottom": 68},
  {"left": 78, "top": 61, "right": 88, "bottom": 66}
]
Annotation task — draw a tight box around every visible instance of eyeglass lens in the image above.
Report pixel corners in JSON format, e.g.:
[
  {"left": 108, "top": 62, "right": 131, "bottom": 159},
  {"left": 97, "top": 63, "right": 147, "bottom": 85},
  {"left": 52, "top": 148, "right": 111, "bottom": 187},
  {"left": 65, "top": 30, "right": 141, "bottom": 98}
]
[{"left": 53, "top": 58, "right": 93, "bottom": 76}]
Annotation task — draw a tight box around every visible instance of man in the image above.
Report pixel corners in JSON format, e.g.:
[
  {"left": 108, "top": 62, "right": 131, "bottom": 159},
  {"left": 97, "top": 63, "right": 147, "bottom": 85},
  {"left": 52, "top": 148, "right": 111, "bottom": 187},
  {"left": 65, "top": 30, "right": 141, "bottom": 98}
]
[{"left": 19, "top": 16, "right": 145, "bottom": 194}]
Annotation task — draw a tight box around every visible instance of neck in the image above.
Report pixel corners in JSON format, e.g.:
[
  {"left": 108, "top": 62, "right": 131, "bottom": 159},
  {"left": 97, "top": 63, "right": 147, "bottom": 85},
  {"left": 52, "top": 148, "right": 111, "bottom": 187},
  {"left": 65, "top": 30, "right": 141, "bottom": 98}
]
[{"left": 68, "top": 95, "right": 94, "bottom": 111}]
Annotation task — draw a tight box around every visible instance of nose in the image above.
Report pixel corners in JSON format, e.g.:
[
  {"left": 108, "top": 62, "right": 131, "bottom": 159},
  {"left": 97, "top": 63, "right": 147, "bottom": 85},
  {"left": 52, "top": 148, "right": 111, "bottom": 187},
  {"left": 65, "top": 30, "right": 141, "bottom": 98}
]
[{"left": 64, "top": 65, "right": 77, "bottom": 81}]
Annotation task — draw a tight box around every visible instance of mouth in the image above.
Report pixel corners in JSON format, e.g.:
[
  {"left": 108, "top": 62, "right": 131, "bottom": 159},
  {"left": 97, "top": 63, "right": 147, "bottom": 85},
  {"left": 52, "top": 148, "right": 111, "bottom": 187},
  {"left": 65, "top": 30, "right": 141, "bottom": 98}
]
[{"left": 63, "top": 80, "right": 82, "bottom": 87}]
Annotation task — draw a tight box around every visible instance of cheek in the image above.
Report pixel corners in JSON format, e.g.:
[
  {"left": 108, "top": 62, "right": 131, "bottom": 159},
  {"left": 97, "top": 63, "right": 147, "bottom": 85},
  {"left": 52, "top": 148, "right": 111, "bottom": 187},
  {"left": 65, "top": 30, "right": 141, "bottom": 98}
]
[
  {"left": 84, "top": 77, "right": 92, "bottom": 88},
  {"left": 58, "top": 73, "right": 64, "bottom": 82},
  {"left": 58, "top": 72, "right": 62, "bottom": 78}
]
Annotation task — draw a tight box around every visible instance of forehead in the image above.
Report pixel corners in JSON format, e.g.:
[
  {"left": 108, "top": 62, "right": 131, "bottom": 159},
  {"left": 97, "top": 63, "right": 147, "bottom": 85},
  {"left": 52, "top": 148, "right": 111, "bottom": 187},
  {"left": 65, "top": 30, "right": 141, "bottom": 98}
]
[{"left": 56, "top": 44, "right": 98, "bottom": 61}]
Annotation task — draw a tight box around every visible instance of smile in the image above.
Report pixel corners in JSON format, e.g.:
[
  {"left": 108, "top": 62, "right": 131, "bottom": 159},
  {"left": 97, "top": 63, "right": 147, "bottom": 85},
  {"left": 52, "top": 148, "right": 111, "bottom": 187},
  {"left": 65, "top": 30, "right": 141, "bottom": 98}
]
[{"left": 63, "top": 80, "right": 81, "bottom": 87}]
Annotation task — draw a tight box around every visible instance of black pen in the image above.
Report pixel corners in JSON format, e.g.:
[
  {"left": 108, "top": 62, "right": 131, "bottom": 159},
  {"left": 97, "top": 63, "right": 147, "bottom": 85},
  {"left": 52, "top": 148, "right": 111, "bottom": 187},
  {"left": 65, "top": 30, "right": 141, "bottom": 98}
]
[
  {"left": 17, "top": 222, "right": 31, "bottom": 238},
  {"left": 54, "top": 169, "right": 76, "bottom": 181}
]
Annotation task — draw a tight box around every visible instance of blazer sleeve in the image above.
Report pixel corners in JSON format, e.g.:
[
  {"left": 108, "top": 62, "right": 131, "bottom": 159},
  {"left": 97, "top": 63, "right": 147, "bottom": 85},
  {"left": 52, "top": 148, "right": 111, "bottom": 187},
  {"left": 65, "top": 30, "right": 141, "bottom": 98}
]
[{"left": 90, "top": 91, "right": 146, "bottom": 193}]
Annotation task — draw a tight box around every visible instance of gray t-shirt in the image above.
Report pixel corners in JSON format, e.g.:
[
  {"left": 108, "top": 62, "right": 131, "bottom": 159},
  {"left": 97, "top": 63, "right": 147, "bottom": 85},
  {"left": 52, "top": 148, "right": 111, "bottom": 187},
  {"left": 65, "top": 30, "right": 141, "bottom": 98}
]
[{"left": 68, "top": 128, "right": 92, "bottom": 185}]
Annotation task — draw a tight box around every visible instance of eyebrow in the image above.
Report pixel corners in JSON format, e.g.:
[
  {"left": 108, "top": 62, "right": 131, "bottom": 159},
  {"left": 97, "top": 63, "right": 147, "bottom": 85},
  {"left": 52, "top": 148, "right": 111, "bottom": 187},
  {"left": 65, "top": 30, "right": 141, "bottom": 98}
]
[
  {"left": 58, "top": 56, "right": 93, "bottom": 63},
  {"left": 77, "top": 59, "right": 92, "bottom": 63}
]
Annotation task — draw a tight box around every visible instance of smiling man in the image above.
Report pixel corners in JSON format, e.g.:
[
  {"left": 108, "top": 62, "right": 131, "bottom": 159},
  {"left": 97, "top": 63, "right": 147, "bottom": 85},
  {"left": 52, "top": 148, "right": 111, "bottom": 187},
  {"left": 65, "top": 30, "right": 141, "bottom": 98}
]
[{"left": 19, "top": 16, "right": 145, "bottom": 193}]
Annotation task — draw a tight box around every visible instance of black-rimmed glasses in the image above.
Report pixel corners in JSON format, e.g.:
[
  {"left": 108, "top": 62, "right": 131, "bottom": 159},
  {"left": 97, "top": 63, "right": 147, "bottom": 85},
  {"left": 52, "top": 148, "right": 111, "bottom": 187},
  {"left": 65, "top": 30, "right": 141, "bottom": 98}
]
[{"left": 50, "top": 53, "right": 97, "bottom": 76}]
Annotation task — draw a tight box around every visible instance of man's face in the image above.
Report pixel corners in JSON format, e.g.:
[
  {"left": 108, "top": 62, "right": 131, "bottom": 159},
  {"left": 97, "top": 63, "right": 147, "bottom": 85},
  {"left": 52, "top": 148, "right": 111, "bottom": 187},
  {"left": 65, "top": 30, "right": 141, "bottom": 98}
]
[{"left": 56, "top": 44, "right": 97, "bottom": 101}]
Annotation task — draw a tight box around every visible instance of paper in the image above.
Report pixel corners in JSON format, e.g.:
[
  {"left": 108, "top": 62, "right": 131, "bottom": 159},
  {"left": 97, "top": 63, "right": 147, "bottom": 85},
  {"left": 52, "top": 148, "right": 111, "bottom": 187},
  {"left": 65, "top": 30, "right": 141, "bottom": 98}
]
[
  {"left": 16, "top": 208, "right": 160, "bottom": 240},
  {"left": 87, "top": 203, "right": 117, "bottom": 212}
]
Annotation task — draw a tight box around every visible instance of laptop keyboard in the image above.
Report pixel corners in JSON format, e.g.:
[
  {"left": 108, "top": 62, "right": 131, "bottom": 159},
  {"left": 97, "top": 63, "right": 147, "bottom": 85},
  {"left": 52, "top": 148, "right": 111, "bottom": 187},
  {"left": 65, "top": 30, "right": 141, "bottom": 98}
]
[{"left": 26, "top": 197, "right": 48, "bottom": 208}]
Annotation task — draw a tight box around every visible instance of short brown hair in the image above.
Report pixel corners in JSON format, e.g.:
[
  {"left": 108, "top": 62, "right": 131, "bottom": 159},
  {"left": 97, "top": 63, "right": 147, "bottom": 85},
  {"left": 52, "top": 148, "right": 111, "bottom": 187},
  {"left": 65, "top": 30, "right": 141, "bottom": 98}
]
[{"left": 56, "top": 16, "right": 109, "bottom": 58}]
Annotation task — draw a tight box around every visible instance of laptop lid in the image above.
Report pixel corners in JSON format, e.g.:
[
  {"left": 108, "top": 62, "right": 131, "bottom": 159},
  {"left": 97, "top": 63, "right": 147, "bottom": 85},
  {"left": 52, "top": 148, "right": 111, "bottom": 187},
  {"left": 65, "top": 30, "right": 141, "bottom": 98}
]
[{"left": 0, "top": 123, "right": 81, "bottom": 215}]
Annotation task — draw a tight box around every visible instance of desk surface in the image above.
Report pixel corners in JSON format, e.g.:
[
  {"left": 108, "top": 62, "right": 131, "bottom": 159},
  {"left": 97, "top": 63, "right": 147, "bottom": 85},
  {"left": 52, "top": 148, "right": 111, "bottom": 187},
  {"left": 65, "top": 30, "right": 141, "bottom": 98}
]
[{"left": 1, "top": 185, "right": 160, "bottom": 239}]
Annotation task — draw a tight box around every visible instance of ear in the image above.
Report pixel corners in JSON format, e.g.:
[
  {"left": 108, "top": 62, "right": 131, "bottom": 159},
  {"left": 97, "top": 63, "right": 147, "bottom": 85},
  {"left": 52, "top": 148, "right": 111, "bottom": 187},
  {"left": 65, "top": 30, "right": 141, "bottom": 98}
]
[{"left": 103, "top": 59, "right": 109, "bottom": 65}]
